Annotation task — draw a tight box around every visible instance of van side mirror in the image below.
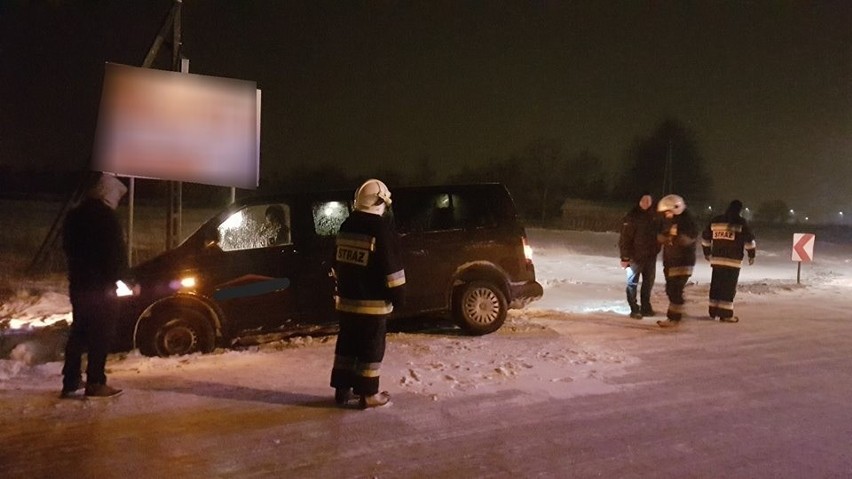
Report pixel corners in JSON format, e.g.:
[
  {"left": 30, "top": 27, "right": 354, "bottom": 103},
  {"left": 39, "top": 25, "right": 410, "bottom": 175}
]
[{"left": 202, "top": 226, "right": 221, "bottom": 251}]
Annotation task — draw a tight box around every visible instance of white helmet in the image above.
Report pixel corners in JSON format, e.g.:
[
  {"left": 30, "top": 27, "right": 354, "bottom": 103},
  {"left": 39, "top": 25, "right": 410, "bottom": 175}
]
[
  {"left": 354, "top": 179, "right": 392, "bottom": 215},
  {"left": 657, "top": 194, "right": 686, "bottom": 215}
]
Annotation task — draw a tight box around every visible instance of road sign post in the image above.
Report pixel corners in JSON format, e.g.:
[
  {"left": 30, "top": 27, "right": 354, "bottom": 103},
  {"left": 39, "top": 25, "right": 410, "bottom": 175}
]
[{"left": 791, "top": 233, "right": 815, "bottom": 284}]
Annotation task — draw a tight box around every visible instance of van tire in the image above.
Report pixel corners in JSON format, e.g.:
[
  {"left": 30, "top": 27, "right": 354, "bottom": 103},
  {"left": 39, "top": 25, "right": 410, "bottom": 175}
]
[
  {"left": 138, "top": 307, "right": 216, "bottom": 357},
  {"left": 453, "top": 280, "right": 507, "bottom": 335}
]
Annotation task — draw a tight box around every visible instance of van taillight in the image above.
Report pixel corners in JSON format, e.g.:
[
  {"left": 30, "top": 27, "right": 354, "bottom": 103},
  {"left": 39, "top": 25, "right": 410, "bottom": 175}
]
[{"left": 522, "top": 237, "right": 534, "bottom": 262}]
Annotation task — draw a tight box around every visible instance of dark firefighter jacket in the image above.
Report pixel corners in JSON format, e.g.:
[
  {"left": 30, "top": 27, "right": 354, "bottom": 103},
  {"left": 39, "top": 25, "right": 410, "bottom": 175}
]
[
  {"left": 62, "top": 198, "right": 128, "bottom": 293},
  {"left": 619, "top": 206, "right": 661, "bottom": 263},
  {"left": 334, "top": 210, "right": 406, "bottom": 315},
  {"left": 701, "top": 214, "right": 756, "bottom": 268},
  {"left": 658, "top": 211, "right": 698, "bottom": 276}
]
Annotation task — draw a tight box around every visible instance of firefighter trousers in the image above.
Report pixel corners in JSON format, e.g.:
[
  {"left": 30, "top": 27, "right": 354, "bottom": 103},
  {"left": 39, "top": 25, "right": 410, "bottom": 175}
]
[
  {"left": 709, "top": 266, "right": 740, "bottom": 319},
  {"left": 330, "top": 311, "right": 388, "bottom": 396},
  {"left": 664, "top": 271, "right": 690, "bottom": 321}
]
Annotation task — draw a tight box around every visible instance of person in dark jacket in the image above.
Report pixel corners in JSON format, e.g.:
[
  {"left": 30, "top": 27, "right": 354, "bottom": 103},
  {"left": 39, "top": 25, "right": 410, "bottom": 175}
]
[
  {"left": 330, "top": 179, "right": 406, "bottom": 409},
  {"left": 618, "top": 192, "right": 661, "bottom": 318},
  {"left": 655, "top": 194, "right": 698, "bottom": 328},
  {"left": 60, "top": 172, "right": 128, "bottom": 399},
  {"left": 701, "top": 199, "right": 756, "bottom": 323}
]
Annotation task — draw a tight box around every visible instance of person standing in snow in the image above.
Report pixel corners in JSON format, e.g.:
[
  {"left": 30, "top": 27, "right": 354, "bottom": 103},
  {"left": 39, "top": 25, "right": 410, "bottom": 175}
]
[
  {"left": 618, "top": 192, "right": 661, "bottom": 319},
  {"left": 701, "top": 199, "right": 756, "bottom": 323},
  {"left": 60, "top": 172, "right": 128, "bottom": 398},
  {"left": 655, "top": 194, "right": 698, "bottom": 328},
  {"left": 330, "top": 179, "right": 406, "bottom": 409}
]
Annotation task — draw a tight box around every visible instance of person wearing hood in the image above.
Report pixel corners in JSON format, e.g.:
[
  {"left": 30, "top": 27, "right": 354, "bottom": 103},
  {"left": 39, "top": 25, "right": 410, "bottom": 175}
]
[
  {"left": 701, "top": 200, "right": 757, "bottom": 323},
  {"left": 329, "top": 179, "right": 406, "bottom": 409},
  {"left": 60, "top": 172, "right": 128, "bottom": 399},
  {"left": 618, "top": 192, "right": 662, "bottom": 319},
  {"left": 655, "top": 194, "right": 699, "bottom": 328}
]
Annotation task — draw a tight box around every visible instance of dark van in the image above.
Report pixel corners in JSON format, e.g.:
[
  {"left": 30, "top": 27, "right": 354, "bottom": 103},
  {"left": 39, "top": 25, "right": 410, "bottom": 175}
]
[{"left": 117, "top": 183, "right": 543, "bottom": 356}]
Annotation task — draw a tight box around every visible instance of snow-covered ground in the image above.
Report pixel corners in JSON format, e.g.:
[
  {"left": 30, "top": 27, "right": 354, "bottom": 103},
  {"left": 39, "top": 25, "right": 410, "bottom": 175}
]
[
  {"left": 3, "top": 227, "right": 852, "bottom": 477},
  {"left": 2, "top": 227, "right": 849, "bottom": 402}
]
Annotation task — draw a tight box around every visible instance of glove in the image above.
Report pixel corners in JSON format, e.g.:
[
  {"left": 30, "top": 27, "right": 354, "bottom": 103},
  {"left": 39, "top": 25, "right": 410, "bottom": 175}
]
[
  {"left": 704, "top": 255, "right": 711, "bottom": 262},
  {"left": 748, "top": 257, "right": 755, "bottom": 265}
]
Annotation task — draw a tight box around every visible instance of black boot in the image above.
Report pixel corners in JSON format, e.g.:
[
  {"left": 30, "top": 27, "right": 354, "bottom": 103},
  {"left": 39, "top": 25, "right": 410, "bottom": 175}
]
[{"left": 334, "top": 388, "right": 353, "bottom": 405}]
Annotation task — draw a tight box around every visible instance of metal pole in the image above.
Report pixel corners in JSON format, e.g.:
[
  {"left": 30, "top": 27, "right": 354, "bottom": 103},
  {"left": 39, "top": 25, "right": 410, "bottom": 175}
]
[
  {"left": 128, "top": 177, "right": 135, "bottom": 265},
  {"left": 797, "top": 262, "right": 801, "bottom": 284},
  {"left": 165, "top": 4, "right": 184, "bottom": 250}
]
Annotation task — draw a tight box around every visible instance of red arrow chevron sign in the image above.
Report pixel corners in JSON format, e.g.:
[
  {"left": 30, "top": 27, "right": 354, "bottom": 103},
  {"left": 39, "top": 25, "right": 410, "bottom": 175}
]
[{"left": 791, "top": 233, "right": 815, "bottom": 262}]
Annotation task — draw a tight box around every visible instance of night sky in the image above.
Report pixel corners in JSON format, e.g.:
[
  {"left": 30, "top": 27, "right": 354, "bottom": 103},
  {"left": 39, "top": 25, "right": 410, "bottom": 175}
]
[{"left": 1, "top": 1, "right": 849, "bottom": 214}]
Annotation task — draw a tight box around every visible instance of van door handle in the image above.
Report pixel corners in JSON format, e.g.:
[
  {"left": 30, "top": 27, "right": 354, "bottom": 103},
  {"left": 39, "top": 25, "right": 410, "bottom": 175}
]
[{"left": 410, "top": 249, "right": 427, "bottom": 256}]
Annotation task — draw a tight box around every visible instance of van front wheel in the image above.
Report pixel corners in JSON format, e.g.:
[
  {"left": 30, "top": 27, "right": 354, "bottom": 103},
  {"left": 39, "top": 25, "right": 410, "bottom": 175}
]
[
  {"left": 138, "top": 307, "right": 216, "bottom": 357},
  {"left": 453, "top": 281, "right": 507, "bottom": 335}
]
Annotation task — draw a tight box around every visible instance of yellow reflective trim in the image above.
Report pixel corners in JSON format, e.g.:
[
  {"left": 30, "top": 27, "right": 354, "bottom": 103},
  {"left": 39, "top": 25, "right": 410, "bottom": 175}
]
[
  {"left": 335, "top": 297, "right": 393, "bottom": 315},
  {"left": 356, "top": 361, "right": 382, "bottom": 377},
  {"left": 667, "top": 266, "right": 693, "bottom": 276},
  {"left": 711, "top": 258, "right": 742, "bottom": 268},
  {"left": 717, "top": 301, "right": 734, "bottom": 311},
  {"left": 711, "top": 223, "right": 742, "bottom": 232},
  {"left": 386, "top": 269, "right": 406, "bottom": 288},
  {"left": 337, "top": 236, "right": 375, "bottom": 252}
]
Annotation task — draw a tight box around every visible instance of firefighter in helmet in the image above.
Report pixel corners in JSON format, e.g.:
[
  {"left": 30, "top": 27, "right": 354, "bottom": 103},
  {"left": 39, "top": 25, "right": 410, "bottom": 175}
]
[
  {"left": 330, "top": 179, "right": 406, "bottom": 408},
  {"left": 655, "top": 194, "right": 698, "bottom": 327}
]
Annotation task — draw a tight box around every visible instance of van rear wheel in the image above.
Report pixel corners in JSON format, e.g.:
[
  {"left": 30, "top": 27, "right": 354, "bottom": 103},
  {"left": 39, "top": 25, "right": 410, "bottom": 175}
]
[
  {"left": 453, "top": 281, "right": 507, "bottom": 335},
  {"left": 138, "top": 307, "right": 216, "bottom": 357}
]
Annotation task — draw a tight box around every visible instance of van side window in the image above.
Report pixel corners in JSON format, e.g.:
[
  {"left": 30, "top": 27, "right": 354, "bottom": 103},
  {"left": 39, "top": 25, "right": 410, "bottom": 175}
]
[
  {"left": 452, "top": 192, "right": 498, "bottom": 228},
  {"left": 394, "top": 191, "right": 500, "bottom": 233},
  {"left": 216, "top": 203, "right": 292, "bottom": 251},
  {"left": 312, "top": 200, "right": 350, "bottom": 236},
  {"left": 393, "top": 193, "right": 453, "bottom": 233}
]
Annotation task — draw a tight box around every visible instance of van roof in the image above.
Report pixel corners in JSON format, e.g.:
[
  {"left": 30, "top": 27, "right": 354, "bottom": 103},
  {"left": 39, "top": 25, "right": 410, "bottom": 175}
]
[{"left": 235, "top": 182, "right": 511, "bottom": 207}]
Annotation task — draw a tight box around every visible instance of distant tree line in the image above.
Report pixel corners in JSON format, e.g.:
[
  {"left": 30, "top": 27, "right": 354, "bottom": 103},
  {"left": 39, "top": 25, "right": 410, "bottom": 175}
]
[{"left": 2, "top": 117, "right": 803, "bottom": 225}]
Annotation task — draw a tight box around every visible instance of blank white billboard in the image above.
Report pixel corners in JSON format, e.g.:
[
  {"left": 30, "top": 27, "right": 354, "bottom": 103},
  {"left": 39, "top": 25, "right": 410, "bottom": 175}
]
[{"left": 93, "top": 63, "right": 260, "bottom": 189}]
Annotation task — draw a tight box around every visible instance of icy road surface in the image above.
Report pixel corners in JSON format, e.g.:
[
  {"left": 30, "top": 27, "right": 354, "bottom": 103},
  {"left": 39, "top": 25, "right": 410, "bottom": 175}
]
[{"left": 2, "top": 228, "right": 852, "bottom": 477}]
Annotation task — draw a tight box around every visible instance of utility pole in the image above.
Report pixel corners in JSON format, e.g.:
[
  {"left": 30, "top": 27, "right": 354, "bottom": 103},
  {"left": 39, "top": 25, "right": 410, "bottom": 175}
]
[
  {"left": 138, "top": 0, "right": 185, "bottom": 251},
  {"left": 162, "top": 1, "right": 183, "bottom": 251}
]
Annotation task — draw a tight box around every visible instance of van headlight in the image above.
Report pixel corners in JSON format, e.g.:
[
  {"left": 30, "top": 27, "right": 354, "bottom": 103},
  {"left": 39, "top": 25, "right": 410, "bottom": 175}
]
[
  {"left": 115, "top": 280, "right": 134, "bottom": 297},
  {"left": 169, "top": 275, "right": 198, "bottom": 291}
]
